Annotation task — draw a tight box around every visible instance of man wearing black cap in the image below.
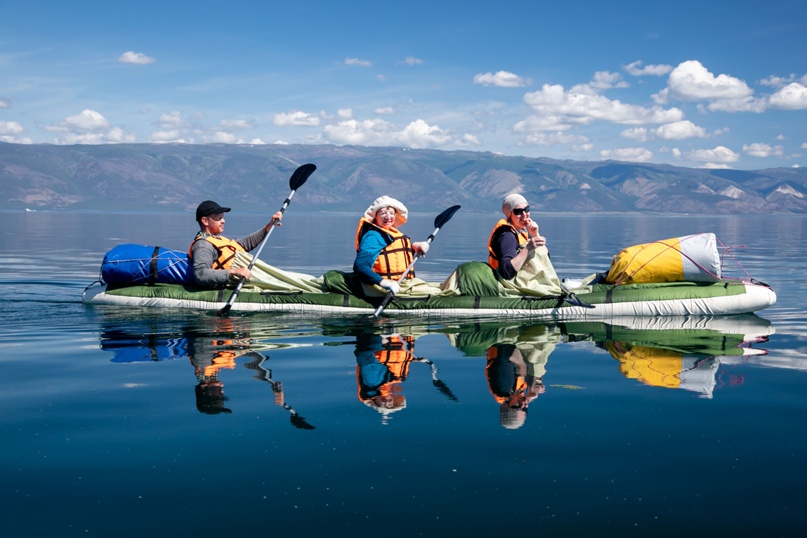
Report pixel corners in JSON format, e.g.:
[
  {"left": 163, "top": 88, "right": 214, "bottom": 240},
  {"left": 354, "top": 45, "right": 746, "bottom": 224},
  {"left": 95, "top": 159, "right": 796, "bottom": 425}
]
[{"left": 188, "top": 200, "right": 282, "bottom": 288}]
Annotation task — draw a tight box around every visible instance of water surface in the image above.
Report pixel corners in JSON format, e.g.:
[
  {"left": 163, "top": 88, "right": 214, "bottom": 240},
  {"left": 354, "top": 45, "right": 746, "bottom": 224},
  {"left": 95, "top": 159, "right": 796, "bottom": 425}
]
[{"left": 2, "top": 210, "right": 805, "bottom": 537}]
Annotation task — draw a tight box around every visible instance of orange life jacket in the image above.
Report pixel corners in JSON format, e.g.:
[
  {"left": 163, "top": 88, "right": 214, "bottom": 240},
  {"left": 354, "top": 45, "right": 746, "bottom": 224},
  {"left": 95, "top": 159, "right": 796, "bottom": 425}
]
[
  {"left": 188, "top": 233, "right": 245, "bottom": 270},
  {"left": 487, "top": 219, "right": 529, "bottom": 270},
  {"left": 355, "top": 335, "right": 416, "bottom": 401},
  {"left": 485, "top": 345, "right": 528, "bottom": 404},
  {"left": 355, "top": 218, "right": 415, "bottom": 280}
]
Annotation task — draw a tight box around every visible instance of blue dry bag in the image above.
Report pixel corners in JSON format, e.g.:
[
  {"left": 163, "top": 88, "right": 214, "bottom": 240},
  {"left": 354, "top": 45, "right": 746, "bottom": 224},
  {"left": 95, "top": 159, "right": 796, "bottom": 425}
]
[{"left": 101, "top": 244, "right": 194, "bottom": 286}]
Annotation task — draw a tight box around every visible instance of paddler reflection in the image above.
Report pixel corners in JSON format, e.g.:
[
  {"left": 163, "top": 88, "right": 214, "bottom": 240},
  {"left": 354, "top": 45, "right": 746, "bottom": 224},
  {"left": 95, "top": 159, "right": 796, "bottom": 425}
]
[
  {"left": 355, "top": 332, "right": 457, "bottom": 424},
  {"left": 448, "top": 322, "right": 561, "bottom": 430},
  {"left": 99, "top": 319, "right": 313, "bottom": 426}
]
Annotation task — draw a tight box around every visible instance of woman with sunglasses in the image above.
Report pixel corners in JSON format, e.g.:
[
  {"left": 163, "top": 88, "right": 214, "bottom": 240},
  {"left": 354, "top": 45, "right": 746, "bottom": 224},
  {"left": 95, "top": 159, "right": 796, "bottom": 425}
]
[
  {"left": 189, "top": 200, "right": 282, "bottom": 289},
  {"left": 487, "top": 193, "right": 548, "bottom": 280}
]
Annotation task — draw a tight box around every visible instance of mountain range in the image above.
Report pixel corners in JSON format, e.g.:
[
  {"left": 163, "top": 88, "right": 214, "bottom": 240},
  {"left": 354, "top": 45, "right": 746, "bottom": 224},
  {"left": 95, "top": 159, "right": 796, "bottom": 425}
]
[{"left": 2, "top": 141, "right": 806, "bottom": 214}]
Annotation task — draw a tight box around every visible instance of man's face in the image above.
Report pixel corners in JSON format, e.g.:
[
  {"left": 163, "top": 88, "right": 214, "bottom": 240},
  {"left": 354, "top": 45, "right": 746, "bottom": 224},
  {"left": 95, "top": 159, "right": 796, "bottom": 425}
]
[{"left": 202, "top": 213, "right": 226, "bottom": 234}]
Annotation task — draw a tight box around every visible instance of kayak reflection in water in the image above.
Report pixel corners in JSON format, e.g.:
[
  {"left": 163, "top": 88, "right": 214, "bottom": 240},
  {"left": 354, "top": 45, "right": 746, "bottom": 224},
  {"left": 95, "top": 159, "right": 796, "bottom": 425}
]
[
  {"left": 354, "top": 332, "right": 457, "bottom": 425},
  {"left": 485, "top": 343, "right": 548, "bottom": 430}
]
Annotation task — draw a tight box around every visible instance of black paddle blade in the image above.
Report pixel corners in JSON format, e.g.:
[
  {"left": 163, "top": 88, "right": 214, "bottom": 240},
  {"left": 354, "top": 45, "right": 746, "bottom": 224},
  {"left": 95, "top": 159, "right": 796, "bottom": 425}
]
[
  {"left": 216, "top": 304, "right": 233, "bottom": 316},
  {"left": 290, "top": 413, "right": 315, "bottom": 430},
  {"left": 434, "top": 204, "right": 461, "bottom": 228},
  {"left": 290, "top": 163, "right": 316, "bottom": 190}
]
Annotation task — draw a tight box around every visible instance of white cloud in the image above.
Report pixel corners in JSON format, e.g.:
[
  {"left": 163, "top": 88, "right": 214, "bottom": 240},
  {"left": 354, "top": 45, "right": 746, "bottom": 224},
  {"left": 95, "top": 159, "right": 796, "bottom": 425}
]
[
  {"left": 688, "top": 145, "right": 740, "bottom": 163},
  {"left": 323, "top": 118, "right": 394, "bottom": 145},
  {"left": 0, "top": 120, "right": 31, "bottom": 143},
  {"left": 666, "top": 60, "right": 752, "bottom": 101},
  {"left": 743, "top": 143, "right": 784, "bottom": 158},
  {"left": 117, "top": 51, "right": 156, "bottom": 65},
  {"left": 523, "top": 83, "right": 683, "bottom": 125},
  {"left": 599, "top": 147, "right": 654, "bottom": 162},
  {"left": 473, "top": 70, "right": 530, "bottom": 88},
  {"left": 44, "top": 109, "right": 136, "bottom": 144},
  {"left": 661, "top": 60, "right": 767, "bottom": 112},
  {"left": 768, "top": 82, "right": 807, "bottom": 110},
  {"left": 402, "top": 57, "right": 423, "bottom": 65},
  {"left": 655, "top": 120, "right": 706, "bottom": 140},
  {"left": 621, "top": 127, "right": 649, "bottom": 142},
  {"left": 158, "top": 111, "right": 188, "bottom": 128},
  {"left": 322, "top": 116, "right": 470, "bottom": 149},
  {"left": 0, "top": 120, "right": 24, "bottom": 135},
  {"left": 397, "top": 119, "right": 452, "bottom": 148},
  {"left": 273, "top": 111, "right": 321, "bottom": 127},
  {"left": 0, "top": 97, "right": 10, "bottom": 108},
  {"left": 150, "top": 130, "right": 191, "bottom": 143},
  {"left": 337, "top": 108, "right": 353, "bottom": 119},
  {"left": 218, "top": 119, "right": 254, "bottom": 130},
  {"left": 624, "top": 60, "right": 673, "bottom": 77},
  {"left": 589, "top": 71, "right": 628, "bottom": 90},
  {"left": 374, "top": 106, "right": 395, "bottom": 115},
  {"left": 760, "top": 74, "right": 797, "bottom": 88},
  {"left": 345, "top": 57, "right": 372, "bottom": 67},
  {"left": 521, "top": 131, "right": 589, "bottom": 147},
  {"left": 512, "top": 115, "right": 574, "bottom": 133}
]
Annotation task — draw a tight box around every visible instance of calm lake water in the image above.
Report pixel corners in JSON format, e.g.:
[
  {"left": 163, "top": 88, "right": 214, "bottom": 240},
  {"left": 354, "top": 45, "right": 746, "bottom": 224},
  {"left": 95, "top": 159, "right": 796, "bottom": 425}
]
[{"left": 3, "top": 209, "right": 806, "bottom": 537}]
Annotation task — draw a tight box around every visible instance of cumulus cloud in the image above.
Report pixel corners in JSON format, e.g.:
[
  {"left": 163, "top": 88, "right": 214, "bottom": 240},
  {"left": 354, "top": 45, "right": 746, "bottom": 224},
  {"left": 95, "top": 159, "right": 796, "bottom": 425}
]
[
  {"left": 158, "top": 111, "right": 188, "bottom": 128},
  {"left": 402, "top": 57, "right": 423, "bottom": 65},
  {"left": 322, "top": 117, "right": 470, "bottom": 149},
  {"left": 523, "top": 83, "right": 683, "bottom": 125},
  {"left": 655, "top": 120, "right": 707, "bottom": 140},
  {"left": 624, "top": 60, "right": 673, "bottom": 77},
  {"left": 743, "top": 143, "right": 784, "bottom": 158},
  {"left": 374, "top": 106, "right": 395, "bottom": 115},
  {"left": 666, "top": 60, "right": 752, "bottom": 101},
  {"left": 0, "top": 120, "right": 31, "bottom": 143},
  {"left": 688, "top": 145, "right": 740, "bottom": 164},
  {"left": 658, "top": 60, "right": 767, "bottom": 112},
  {"left": 273, "top": 111, "right": 321, "bottom": 127},
  {"left": 473, "top": 70, "right": 530, "bottom": 88},
  {"left": 621, "top": 127, "right": 649, "bottom": 142},
  {"left": 117, "top": 51, "right": 156, "bottom": 65},
  {"left": 589, "top": 71, "right": 628, "bottom": 90},
  {"left": 337, "top": 108, "right": 353, "bottom": 119},
  {"left": 0, "top": 120, "right": 23, "bottom": 135},
  {"left": 599, "top": 147, "right": 654, "bottom": 162},
  {"left": 345, "top": 57, "right": 372, "bottom": 67},
  {"left": 0, "top": 97, "right": 10, "bottom": 108},
  {"left": 44, "top": 109, "right": 136, "bottom": 144},
  {"left": 767, "top": 82, "right": 807, "bottom": 110}
]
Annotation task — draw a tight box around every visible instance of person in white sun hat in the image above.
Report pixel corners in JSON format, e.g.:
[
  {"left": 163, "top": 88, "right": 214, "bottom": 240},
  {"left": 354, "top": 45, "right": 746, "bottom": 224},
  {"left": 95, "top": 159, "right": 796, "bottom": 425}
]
[{"left": 353, "top": 195, "right": 430, "bottom": 297}]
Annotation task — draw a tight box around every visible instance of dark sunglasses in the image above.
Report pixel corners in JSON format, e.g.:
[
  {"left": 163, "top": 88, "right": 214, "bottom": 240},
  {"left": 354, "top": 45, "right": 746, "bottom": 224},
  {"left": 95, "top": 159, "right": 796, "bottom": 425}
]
[{"left": 512, "top": 206, "right": 530, "bottom": 216}]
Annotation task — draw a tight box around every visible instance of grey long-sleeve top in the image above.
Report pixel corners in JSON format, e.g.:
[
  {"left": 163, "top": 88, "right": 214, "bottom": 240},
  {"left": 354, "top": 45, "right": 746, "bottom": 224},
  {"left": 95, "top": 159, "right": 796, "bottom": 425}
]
[{"left": 190, "top": 227, "right": 267, "bottom": 288}]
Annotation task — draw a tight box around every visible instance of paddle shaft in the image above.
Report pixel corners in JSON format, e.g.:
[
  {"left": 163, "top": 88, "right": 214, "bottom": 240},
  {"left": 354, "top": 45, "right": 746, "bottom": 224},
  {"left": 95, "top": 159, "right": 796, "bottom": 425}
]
[
  {"left": 372, "top": 225, "right": 447, "bottom": 317},
  {"left": 222, "top": 192, "right": 295, "bottom": 306},
  {"left": 217, "top": 163, "right": 316, "bottom": 316}
]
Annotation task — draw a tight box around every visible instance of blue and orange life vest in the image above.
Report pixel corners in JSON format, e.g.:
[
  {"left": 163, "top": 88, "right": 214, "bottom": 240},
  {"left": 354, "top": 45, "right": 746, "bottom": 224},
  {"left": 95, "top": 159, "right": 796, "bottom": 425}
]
[{"left": 355, "top": 218, "right": 415, "bottom": 280}]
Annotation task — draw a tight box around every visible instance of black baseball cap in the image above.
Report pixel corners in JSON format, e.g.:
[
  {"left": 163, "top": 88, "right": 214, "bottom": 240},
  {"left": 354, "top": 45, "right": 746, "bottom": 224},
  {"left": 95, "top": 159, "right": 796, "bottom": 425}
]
[{"left": 195, "top": 200, "right": 231, "bottom": 221}]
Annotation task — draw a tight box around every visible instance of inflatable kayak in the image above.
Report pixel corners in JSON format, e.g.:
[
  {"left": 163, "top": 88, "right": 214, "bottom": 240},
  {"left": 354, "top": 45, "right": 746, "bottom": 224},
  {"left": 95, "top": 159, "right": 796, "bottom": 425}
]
[
  {"left": 83, "top": 236, "right": 776, "bottom": 320},
  {"left": 82, "top": 275, "right": 776, "bottom": 320}
]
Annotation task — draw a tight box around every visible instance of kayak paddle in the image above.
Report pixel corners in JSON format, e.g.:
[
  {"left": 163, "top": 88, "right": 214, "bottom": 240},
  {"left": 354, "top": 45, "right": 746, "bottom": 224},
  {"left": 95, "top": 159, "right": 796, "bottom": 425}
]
[
  {"left": 217, "top": 163, "right": 316, "bottom": 316},
  {"left": 372, "top": 204, "right": 461, "bottom": 317}
]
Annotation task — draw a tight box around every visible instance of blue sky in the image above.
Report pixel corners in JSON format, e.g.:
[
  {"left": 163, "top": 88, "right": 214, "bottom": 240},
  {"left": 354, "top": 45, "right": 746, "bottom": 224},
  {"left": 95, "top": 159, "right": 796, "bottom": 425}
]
[{"left": 1, "top": 0, "right": 806, "bottom": 170}]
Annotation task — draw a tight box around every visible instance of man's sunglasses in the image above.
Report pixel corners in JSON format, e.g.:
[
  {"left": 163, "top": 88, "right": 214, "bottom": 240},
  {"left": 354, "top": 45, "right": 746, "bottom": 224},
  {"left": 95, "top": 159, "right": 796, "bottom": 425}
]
[{"left": 512, "top": 206, "right": 530, "bottom": 216}]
